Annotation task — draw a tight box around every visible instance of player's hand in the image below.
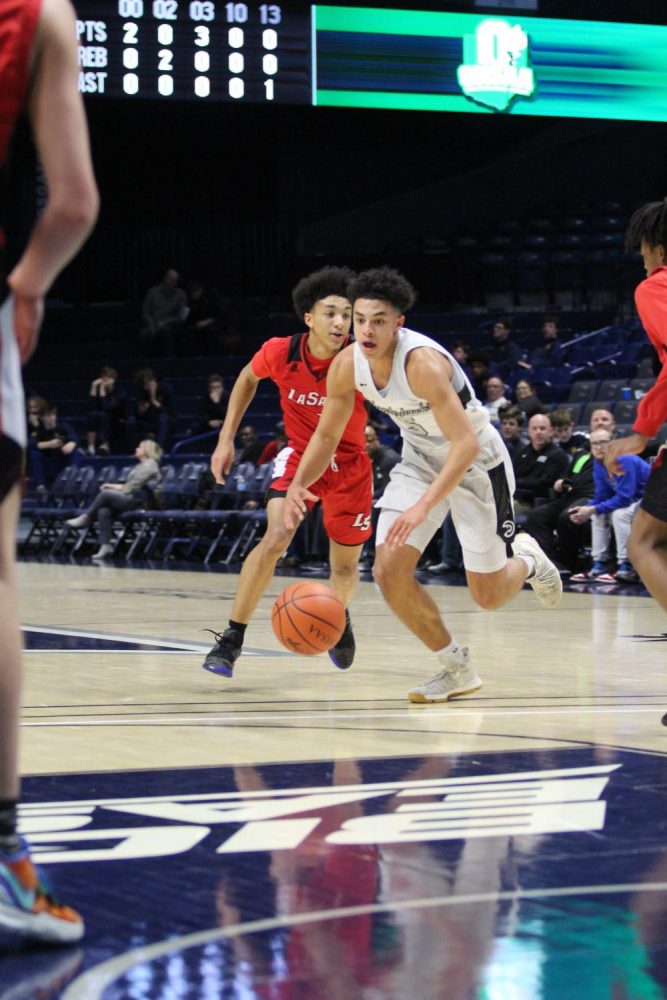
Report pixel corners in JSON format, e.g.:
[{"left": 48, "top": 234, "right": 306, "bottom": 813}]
[
  {"left": 12, "top": 293, "right": 44, "bottom": 363},
  {"left": 210, "top": 439, "right": 235, "bottom": 485},
  {"left": 385, "top": 499, "right": 429, "bottom": 548},
  {"left": 284, "top": 484, "right": 317, "bottom": 531},
  {"left": 604, "top": 434, "right": 647, "bottom": 475}
]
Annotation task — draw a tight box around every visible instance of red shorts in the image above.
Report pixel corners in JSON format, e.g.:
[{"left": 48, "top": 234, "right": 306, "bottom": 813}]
[{"left": 269, "top": 447, "right": 373, "bottom": 546}]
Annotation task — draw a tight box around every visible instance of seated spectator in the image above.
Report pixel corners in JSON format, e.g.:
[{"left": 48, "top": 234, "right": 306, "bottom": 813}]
[
  {"left": 512, "top": 412, "right": 570, "bottom": 513},
  {"left": 488, "top": 317, "right": 529, "bottom": 378},
  {"left": 525, "top": 447, "right": 595, "bottom": 576},
  {"left": 86, "top": 365, "right": 127, "bottom": 455},
  {"left": 498, "top": 405, "right": 528, "bottom": 459},
  {"left": 450, "top": 340, "right": 473, "bottom": 380},
  {"left": 530, "top": 315, "right": 563, "bottom": 367},
  {"left": 132, "top": 368, "right": 176, "bottom": 451},
  {"left": 257, "top": 422, "right": 287, "bottom": 466},
  {"left": 427, "top": 511, "right": 464, "bottom": 575},
  {"left": 467, "top": 352, "right": 491, "bottom": 401},
  {"left": 365, "top": 424, "right": 400, "bottom": 500},
  {"left": 483, "top": 375, "right": 510, "bottom": 424},
  {"left": 65, "top": 440, "right": 162, "bottom": 561},
  {"left": 550, "top": 407, "right": 590, "bottom": 457},
  {"left": 184, "top": 278, "right": 223, "bottom": 355},
  {"left": 590, "top": 407, "right": 616, "bottom": 435},
  {"left": 28, "top": 405, "right": 79, "bottom": 490},
  {"left": 26, "top": 394, "right": 47, "bottom": 446},
  {"left": 140, "top": 268, "right": 188, "bottom": 357},
  {"left": 197, "top": 373, "right": 226, "bottom": 435},
  {"left": 235, "top": 424, "right": 264, "bottom": 466},
  {"left": 513, "top": 378, "right": 544, "bottom": 419},
  {"left": 569, "top": 430, "right": 651, "bottom": 583}
]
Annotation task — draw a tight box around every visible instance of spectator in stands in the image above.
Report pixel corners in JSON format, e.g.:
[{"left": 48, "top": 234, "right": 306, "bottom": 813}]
[
  {"left": 28, "top": 405, "right": 79, "bottom": 490},
  {"left": 25, "top": 394, "right": 47, "bottom": 446},
  {"left": 488, "top": 317, "right": 526, "bottom": 378},
  {"left": 140, "top": 268, "right": 188, "bottom": 357},
  {"left": 530, "top": 315, "right": 563, "bottom": 367},
  {"left": 467, "top": 352, "right": 491, "bottom": 400},
  {"left": 197, "top": 373, "right": 226, "bottom": 435},
  {"left": 483, "top": 375, "right": 510, "bottom": 424},
  {"left": 132, "top": 368, "right": 176, "bottom": 450},
  {"left": 235, "top": 424, "right": 264, "bottom": 466},
  {"left": 512, "top": 412, "right": 570, "bottom": 513},
  {"left": 450, "top": 339, "right": 473, "bottom": 380},
  {"left": 550, "top": 407, "right": 590, "bottom": 457},
  {"left": 86, "top": 365, "right": 127, "bottom": 455},
  {"left": 65, "top": 439, "right": 163, "bottom": 561},
  {"left": 498, "top": 405, "right": 528, "bottom": 460},
  {"left": 590, "top": 407, "right": 616, "bottom": 435},
  {"left": 183, "top": 278, "right": 222, "bottom": 355},
  {"left": 365, "top": 424, "right": 400, "bottom": 500},
  {"left": 513, "top": 377, "right": 544, "bottom": 419},
  {"left": 569, "top": 429, "right": 651, "bottom": 583},
  {"left": 525, "top": 446, "right": 595, "bottom": 576},
  {"left": 257, "top": 422, "right": 287, "bottom": 467}
]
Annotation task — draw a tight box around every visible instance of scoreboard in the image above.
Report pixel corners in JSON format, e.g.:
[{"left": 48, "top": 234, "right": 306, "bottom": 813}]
[
  {"left": 76, "top": 2, "right": 311, "bottom": 102},
  {"left": 76, "top": 3, "right": 667, "bottom": 123}
]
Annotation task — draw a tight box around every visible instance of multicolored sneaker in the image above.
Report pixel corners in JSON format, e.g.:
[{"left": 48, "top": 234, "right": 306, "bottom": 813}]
[
  {"left": 0, "top": 842, "right": 84, "bottom": 944},
  {"left": 328, "top": 609, "right": 355, "bottom": 669}
]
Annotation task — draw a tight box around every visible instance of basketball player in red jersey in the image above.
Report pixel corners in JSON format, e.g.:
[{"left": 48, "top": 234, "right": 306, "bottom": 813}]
[
  {"left": 0, "top": 0, "right": 98, "bottom": 942},
  {"left": 604, "top": 200, "right": 667, "bottom": 726},
  {"left": 202, "top": 266, "right": 372, "bottom": 677}
]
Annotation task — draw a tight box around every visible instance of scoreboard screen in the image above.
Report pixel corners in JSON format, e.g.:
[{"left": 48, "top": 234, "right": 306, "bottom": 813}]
[
  {"left": 76, "top": 1, "right": 311, "bottom": 102},
  {"left": 76, "top": 3, "right": 667, "bottom": 123}
]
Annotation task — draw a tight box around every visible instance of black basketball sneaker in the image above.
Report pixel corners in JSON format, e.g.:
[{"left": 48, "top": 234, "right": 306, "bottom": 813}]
[{"left": 202, "top": 628, "right": 243, "bottom": 677}]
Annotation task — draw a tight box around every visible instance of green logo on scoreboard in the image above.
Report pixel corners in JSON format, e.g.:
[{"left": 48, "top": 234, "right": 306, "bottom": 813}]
[{"left": 457, "top": 18, "right": 536, "bottom": 112}]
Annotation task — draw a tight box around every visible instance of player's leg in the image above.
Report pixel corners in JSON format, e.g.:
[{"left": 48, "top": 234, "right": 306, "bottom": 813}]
[
  {"left": 628, "top": 508, "right": 667, "bottom": 610},
  {"left": 0, "top": 481, "right": 84, "bottom": 943},
  {"left": 326, "top": 539, "right": 364, "bottom": 669},
  {"left": 374, "top": 510, "right": 481, "bottom": 704},
  {"left": 321, "top": 452, "right": 373, "bottom": 670},
  {"left": 202, "top": 496, "right": 298, "bottom": 676}
]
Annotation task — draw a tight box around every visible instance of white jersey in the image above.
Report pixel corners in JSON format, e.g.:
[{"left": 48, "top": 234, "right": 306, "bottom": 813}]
[{"left": 353, "top": 328, "right": 489, "bottom": 468}]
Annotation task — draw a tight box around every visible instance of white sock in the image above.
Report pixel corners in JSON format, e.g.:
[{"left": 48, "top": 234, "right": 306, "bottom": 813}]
[
  {"left": 436, "top": 639, "right": 466, "bottom": 668},
  {"left": 516, "top": 553, "right": 536, "bottom": 579}
]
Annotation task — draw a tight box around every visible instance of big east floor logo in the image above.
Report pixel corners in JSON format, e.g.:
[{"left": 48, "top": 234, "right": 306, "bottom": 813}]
[{"left": 19, "top": 764, "right": 619, "bottom": 864}]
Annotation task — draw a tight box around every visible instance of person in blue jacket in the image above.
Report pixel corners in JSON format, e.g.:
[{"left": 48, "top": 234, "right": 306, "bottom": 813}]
[{"left": 569, "top": 428, "right": 651, "bottom": 583}]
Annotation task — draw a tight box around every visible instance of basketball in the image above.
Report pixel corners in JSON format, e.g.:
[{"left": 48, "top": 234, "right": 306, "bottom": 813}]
[{"left": 272, "top": 582, "right": 346, "bottom": 655}]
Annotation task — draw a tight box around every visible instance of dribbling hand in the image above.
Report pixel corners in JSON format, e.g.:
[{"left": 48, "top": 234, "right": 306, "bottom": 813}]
[{"left": 284, "top": 484, "right": 317, "bottom": 531}]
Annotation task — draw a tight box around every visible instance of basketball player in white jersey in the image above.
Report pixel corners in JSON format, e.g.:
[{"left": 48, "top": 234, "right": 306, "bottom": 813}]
[{"left": 284, "top": 267, "right": 562, "bottom": 703}]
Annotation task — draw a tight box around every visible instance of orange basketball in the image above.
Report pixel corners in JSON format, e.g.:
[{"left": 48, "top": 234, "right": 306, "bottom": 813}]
[{"left": 272, "top": 582, "right": 346, "bottom": 655}]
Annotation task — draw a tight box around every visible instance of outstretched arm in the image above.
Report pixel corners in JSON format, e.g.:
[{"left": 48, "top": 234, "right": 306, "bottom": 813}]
[
  {"left": 284, "top": 349, "right": 356, "bottom": 529},
  {"left": 9, "top": 0, "right": 99, "bottom": 361},
  {"left": 210, "top": 363, "right": 260, "bottom": 484}
]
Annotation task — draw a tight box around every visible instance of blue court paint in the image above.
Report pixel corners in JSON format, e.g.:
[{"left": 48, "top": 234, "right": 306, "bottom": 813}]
[{"left": 2, "top": 748, "right": 665, "bottom": 998}]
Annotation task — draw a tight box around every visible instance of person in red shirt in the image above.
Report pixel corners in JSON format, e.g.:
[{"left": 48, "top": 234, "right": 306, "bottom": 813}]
[
  {"left": 605, "top": 199, "right": 667, "bottom": 726},
  {"left": 202, "top": 266, "right": 372, "bottom": 677},
  {"left": 0, "top": 0, "right": 98, "bottom": 943}
]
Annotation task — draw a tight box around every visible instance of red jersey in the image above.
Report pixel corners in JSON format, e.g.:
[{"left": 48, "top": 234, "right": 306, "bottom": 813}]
[
  {"left": 0, "top": 0, "right": 41, "bottom": 166},
  {"left": 633, "top": 266, "right": 667, "bottom": 438},
  {"left": 251, "top": 333, "right": 367, "bottom": 459}
]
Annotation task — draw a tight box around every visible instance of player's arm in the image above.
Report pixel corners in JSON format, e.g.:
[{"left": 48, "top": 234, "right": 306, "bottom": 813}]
[
  {"left": 9, "top": 0, "right": 98, "bottom": 362},
  {"left": 385, "top": 349, "right": 480, "bottom": 548},
  {"left": 284, "top": 349, "right": 356, "bottom": 529},
  {"left": 210, "top": 363, "right": 260, "bottom": 484}
]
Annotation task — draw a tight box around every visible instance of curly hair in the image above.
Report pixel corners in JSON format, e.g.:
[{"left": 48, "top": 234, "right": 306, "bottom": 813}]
[
  {"left": 625, "top": 197, "right": 667, "bottom": 251},
  {"left": 347, "top": 267, "right": 417, "bottom": 314},
  {"left": 291, "top": 266, "right": 356, "bottom": 318}
]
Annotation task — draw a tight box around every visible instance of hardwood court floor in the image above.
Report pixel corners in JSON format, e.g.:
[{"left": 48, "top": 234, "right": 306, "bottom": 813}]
[{"left": 7, "top": 560, "right": 667, "bottom": 998}]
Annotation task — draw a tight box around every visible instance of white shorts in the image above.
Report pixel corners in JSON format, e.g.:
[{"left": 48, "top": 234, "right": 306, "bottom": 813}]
[
  {"left": 0, "top": 296, "right": 26, "bottom": 449},
  {"left": 375, "top": 424, "right": 516, "bottom": 574}
]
